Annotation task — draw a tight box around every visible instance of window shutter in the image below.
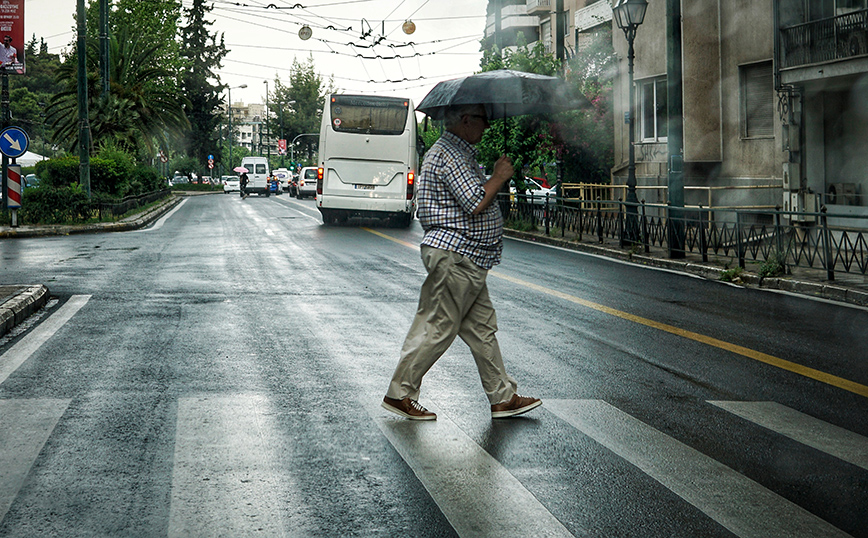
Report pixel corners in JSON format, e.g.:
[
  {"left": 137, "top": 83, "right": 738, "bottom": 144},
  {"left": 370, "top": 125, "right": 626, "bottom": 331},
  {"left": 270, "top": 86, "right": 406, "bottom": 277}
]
[{"left": 744, "top": 62, "right": 774, "bottom": 137}]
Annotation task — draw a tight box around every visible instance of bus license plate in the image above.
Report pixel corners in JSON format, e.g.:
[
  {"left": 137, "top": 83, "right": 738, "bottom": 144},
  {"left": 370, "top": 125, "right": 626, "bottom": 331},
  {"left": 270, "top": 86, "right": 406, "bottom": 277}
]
[{"left": 354, "top": 184, "right": 375, "bottom": 190}]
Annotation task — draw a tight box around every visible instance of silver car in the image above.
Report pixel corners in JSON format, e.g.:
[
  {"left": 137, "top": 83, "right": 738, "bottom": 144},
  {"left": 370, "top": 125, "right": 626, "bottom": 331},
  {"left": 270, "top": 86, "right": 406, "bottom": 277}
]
[{"left": 296, "top": 167, "right": 318, "bottom": 199}]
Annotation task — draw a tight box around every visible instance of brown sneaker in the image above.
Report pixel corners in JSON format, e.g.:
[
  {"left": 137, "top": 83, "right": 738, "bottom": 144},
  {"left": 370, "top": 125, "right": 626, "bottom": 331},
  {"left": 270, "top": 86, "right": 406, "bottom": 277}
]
[
  {"left": 382, "top": 396, "right": 437, "bottom": 421},
  {"left": 491, "top": 394, "right": 542, "bottom": 419}
]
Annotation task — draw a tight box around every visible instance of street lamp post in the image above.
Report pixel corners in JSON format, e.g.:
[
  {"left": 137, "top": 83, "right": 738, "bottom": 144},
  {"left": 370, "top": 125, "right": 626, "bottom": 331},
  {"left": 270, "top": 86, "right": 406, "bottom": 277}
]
[
  {"left": 613, "top": 0, "right": 648, "bottom": 245},
  {"left": 290, "top": 132, "right": 318, "bottom": 170},
  {"left": 263, "top": 80, "right": 270, "bottom": 165},
  {"left": 227, "top": 84, "right": 247, "bottom": 171}
]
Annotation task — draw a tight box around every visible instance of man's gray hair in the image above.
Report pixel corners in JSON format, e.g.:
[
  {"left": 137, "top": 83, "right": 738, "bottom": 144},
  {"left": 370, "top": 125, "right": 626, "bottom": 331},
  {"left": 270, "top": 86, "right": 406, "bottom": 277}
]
[{"left": 443, "top": 104, "right": 486, "bottom": 129}]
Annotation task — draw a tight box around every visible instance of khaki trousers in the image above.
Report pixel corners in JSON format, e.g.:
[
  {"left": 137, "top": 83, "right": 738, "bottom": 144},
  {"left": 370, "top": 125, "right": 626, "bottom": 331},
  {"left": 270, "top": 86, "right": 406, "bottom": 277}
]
[{"left": 386, "top": 246, "right": 517, "bottom": 405}]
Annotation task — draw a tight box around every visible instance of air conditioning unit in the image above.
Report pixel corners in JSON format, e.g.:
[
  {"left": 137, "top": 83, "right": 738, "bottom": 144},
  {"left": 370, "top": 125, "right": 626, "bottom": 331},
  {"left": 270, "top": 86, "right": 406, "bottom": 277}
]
[
  {"left": 828, "top": 182, "right": 857, "bottom": 205},
  {"left": 782, "top": 163, "right": 801, "bottom": 191}
]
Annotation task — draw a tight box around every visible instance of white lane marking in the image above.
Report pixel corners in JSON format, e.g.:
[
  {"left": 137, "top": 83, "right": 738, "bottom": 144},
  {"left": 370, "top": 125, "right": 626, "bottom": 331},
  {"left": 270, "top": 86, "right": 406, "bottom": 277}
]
[
  {"left": 264, "top": 228, "right": 275, "bottom": 236},
  {"left": 133, "top": 198, "right": 187, "bottom": 232},
  {"left": 709, "top": 401, "right": 868, "bottom": 471},
  {"left": 168, "top": 395, "right": 287, "bottom": 538},
  {"left": 0, "top": 399, "right": 71, "bottom": 522},
  {"left": 273, "top": 198, "right": 322, "bottom": 224},
  {"left": 370, "top": 404, "right": 574, "bottom": 538},
  {"left": 546, "top": 399, "right": 852, "bottom": 538},
  {"left": 0, "top": 295, "right": 91, "bottom": 385}
]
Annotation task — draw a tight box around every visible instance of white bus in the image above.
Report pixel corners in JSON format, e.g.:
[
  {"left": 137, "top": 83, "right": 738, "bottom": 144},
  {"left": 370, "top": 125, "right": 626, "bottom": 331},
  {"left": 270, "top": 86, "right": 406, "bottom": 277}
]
[{"left": 316, "top": 94, "right": 419, "bottom": 227}]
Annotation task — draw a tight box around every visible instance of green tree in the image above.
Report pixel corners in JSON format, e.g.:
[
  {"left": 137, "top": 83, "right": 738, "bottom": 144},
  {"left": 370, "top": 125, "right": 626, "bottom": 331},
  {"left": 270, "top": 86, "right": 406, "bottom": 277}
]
[
  {"left": 46, "top": 28, "right": 190, "bottom": 156},
  {"left": 269, "top": 56, "right": 334, "bottom": 165},
  {"left": 8, "top": 34, "right": 64, "bottom": 156},
  {"left": 476, "top": 34, "right": 561, "bottom": 185},
  {"left": 179, "top": 0, "right": 228, "bottom": 169}
]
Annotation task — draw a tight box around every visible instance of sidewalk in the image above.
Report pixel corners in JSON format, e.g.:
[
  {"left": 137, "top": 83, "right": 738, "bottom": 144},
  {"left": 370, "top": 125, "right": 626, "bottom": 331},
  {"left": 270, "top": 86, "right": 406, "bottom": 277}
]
[
  {"left": 2, "top": 194, "right": 867, "bottom": 337},
  {"left": 505, "top": 228, "right": 868, "bottom": 307}
]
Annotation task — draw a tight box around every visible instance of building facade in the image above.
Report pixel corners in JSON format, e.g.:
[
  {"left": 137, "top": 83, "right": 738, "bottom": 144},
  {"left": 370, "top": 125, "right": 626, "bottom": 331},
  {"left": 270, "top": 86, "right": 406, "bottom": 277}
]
[
  {"left": 487, "top": 1, "right": 868, "bottom": 224},
  {"left": 609, "top": 0, "right": 867, "bottom": 222}
]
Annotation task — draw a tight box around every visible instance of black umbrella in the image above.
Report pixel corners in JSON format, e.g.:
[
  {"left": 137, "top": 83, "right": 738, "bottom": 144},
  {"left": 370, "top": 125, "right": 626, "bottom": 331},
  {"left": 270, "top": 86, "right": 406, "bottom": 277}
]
[{"left": 416, "top": 69, "right": 590, "bottom": 120}]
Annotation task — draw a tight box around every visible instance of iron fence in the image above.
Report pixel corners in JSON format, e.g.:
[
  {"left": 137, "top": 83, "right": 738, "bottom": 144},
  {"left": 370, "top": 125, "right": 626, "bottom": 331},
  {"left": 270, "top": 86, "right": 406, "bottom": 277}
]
[
  {"left": 96, "top": 189, "right": 171, "bottom": 221},
  {"left": 499, "top": 193, "right": 868, "bottom": 281}
]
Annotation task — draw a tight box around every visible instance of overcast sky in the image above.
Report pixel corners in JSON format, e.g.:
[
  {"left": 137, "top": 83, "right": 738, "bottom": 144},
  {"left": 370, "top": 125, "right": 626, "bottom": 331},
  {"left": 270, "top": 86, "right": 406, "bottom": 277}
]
[{"left": 28, "top": 0, "right": 490, "bottom": 110}]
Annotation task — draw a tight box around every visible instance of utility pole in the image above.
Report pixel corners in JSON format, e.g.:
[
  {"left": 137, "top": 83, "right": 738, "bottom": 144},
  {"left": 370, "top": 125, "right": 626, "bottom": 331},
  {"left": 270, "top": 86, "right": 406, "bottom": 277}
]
[
  {"left": 77, "top": 0, "right": 91, "bottom": 197},
  {"left": 667, "top": 0, "right": 685, "bottom": 257},
  {"left": 555, "top": 0, "right": 565, "bottom": 63},
  {"left": 99, "top": 0, "right": 110, "bottom": 96}
]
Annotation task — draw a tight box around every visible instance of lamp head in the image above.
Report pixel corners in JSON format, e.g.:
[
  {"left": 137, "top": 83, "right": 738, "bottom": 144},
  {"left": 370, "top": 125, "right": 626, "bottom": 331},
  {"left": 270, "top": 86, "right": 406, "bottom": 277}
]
[{"left": 613, "top": 0, "right": 648, "bottom": 30}]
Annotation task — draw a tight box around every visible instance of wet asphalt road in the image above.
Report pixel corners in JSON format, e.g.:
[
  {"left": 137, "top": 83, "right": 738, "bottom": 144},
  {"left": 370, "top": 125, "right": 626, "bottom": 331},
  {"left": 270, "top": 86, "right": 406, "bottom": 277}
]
[{"left": 0, "top": 193, "right": 866, "bottom": 537}]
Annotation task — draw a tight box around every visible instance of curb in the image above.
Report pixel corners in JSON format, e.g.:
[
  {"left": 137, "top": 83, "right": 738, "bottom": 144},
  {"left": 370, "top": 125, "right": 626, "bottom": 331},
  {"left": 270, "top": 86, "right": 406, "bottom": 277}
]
[
  {"left": 0, "top": 285, "right": 49, "bottom": 336},
  {"left": 505, "top": 229, "right": 868, "bottom": 307},
  {"left": 0, "top": 195, "right": 181, "bottom": 239}
]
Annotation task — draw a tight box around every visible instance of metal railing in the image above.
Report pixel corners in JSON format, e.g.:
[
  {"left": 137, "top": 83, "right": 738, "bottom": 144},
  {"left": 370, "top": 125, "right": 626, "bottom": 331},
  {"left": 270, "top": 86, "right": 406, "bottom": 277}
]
[
  {"left": 499, "top": 193, "right": 868, "bottom": 280},
  {"left": 97, "top": 189, "right": 171, "bottom": 220},
  {"left": 780, "top": 8, "right": 868, "bottom": 68}
]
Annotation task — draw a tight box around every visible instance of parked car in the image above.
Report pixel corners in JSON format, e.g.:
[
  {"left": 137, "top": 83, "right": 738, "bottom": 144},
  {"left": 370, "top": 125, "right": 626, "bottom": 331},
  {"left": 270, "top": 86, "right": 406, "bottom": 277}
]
[
  {"left": 510, "top": 177, "right": 555, "bottom": 205},
  {"left": 223, "top": 176, "right": 241, "bottom": 193},
  {"left": 296, "top": 167, "right": 318, "bottom": 199},
  {"left": 24, "top": 174, "right": 41, "bottom": 190}
]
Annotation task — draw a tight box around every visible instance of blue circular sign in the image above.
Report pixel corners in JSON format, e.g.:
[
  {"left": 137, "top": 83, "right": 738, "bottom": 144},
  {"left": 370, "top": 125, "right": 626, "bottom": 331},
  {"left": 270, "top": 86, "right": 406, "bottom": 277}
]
[{"left": 0, "top": 127, "right": 29, "bottom": 159}]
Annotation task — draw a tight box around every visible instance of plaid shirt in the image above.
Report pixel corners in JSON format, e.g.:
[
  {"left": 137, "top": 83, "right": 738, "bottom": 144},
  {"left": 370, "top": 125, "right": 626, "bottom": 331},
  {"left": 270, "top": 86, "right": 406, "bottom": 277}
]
[{"left": 418, "top": 131, "right": 504, "bottom": 269}]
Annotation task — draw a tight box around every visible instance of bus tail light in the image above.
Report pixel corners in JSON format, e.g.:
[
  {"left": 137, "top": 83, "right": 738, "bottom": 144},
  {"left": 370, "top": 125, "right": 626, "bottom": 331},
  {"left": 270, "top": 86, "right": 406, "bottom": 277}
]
[
  {"left": 317, "top": 167, "right": 324, "bottom": 194},
  {"left": 406, "top": 171, "right": 415, "bottom": 200}
]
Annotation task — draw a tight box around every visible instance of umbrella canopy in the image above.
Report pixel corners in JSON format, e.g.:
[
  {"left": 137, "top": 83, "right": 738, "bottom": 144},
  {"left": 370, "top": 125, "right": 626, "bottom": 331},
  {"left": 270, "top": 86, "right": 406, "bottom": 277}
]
[
  {"left": 233, "top": 166, "right": 249, "bottom": 174},
  {"left": 416, "top": 69, "right": 590, "bottom": 120}
]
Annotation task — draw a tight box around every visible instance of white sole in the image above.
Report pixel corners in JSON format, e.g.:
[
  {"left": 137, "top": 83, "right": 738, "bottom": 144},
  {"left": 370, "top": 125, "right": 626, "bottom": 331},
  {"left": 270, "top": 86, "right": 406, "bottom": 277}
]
[
  {"left": 381, "top": 401, "right": 437, "bottom": 421},
  {"left": 491, "top": 399, "right": 542, "bottom": 419}
]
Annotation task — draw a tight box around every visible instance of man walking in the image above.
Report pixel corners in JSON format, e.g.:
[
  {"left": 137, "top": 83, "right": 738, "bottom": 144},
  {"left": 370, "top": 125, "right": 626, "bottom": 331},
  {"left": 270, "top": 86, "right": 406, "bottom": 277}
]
[{"left": 382, "top": 103, "right": 541, "bottom": 421}]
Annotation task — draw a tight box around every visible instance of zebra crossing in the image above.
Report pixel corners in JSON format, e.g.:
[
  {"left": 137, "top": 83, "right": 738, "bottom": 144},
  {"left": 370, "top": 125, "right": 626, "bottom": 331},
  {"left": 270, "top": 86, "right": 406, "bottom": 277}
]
[
  {"left": 0, "top": 297, "right": 864, "bottom": 536},
  {"left": 1, "top": 392, "right": 862, "bottom": 537}
]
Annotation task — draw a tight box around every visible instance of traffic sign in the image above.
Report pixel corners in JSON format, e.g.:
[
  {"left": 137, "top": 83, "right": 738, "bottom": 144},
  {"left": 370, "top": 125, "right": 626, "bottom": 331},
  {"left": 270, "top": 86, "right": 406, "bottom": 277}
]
[
  {"left": 159, "top": 150, "right": 168, "bottom": 163},
  {"left": 0, "top": 127, "right": 29, "bottom": 159}
]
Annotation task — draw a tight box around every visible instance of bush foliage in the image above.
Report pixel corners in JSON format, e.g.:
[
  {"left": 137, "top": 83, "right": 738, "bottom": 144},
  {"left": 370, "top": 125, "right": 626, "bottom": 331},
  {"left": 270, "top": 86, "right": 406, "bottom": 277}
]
[{"left": 10, "top": 147, "right": 167, "bottom": 225}]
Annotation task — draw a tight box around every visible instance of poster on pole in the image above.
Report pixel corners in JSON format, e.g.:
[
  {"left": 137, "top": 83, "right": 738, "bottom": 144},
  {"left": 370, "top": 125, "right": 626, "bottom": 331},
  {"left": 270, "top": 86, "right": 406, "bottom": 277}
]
[{"left": 0, "top": 1, "right": 24, "bottom": 74}]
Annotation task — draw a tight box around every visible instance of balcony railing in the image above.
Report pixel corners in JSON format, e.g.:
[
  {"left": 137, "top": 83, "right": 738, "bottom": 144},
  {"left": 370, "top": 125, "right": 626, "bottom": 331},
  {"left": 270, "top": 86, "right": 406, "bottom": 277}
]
[
  {"left": 527, "top": 0, "right": 552, "bottom": 15},
  {"left": 780, "top": 9, "right": 868, "bottom": 68}
]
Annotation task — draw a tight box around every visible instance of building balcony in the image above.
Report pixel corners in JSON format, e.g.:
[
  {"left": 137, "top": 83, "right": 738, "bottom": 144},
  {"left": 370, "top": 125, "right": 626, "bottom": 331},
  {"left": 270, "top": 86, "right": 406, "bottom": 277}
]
[
  {"left": 780, "top": 8, "right": 868, "bottom": 69},
  {"left": 526, "top": 0, "right": 552, "bottom": 15}
]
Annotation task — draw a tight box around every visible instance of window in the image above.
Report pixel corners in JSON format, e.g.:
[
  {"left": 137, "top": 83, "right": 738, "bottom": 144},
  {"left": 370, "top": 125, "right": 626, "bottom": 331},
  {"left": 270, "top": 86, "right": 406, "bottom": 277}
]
[
  {"left": 638, "top": 77, "right": 667, "bottom": 142},
  {"left": 741, "top": 61, "right": 774, "bottom": 138}
]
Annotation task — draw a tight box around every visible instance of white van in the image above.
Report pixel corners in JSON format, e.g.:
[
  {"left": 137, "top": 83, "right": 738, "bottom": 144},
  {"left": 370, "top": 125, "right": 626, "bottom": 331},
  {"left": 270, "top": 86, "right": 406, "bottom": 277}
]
[
  {"left": 316, "top": 94, "right": 419, "bottom": 227},
  {"left": 240, "top": 156, "right": 271, "bottom": 196}
]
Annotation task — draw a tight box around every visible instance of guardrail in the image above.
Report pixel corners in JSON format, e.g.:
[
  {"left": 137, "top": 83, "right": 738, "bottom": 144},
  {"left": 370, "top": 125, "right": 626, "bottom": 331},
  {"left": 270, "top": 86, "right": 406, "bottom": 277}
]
[{"left": 498, "top": 193, "right": 868, "bottom": 280}]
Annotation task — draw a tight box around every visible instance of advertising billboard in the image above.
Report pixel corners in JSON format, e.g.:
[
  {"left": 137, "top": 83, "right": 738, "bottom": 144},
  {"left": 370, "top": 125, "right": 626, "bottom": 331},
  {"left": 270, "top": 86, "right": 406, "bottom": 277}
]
[{"left": 0, "top": 1, "right": 24, "bottom": 74}]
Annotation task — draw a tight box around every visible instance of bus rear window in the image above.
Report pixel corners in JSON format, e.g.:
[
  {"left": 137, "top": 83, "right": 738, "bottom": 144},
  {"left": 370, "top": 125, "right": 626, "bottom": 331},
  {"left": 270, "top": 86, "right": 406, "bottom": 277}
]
[{"left": 330, "top": 96, "right": 408, "bottom": 135}]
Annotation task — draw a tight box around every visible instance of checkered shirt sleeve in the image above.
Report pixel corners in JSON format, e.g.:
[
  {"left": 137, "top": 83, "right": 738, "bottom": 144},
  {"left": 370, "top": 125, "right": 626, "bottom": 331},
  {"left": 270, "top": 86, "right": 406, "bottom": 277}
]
[{"left": 417, "top": 131, "right": 504, "bottom": 269}]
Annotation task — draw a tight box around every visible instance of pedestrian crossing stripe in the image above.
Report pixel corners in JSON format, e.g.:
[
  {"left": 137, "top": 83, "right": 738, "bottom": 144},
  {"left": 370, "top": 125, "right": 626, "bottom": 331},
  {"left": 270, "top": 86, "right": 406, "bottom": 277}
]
[
  {"left": 709, "top": 400, "right": 868, "bottom": 471},
  {"left": 545, "top": 399, "right": 853, "bottom": 538}
]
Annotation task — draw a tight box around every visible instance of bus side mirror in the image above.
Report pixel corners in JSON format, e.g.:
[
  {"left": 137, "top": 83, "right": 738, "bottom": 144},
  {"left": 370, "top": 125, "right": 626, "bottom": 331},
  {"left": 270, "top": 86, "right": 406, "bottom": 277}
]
[{"left": 417, "top": 136, "right": 426, "bottom": 157}]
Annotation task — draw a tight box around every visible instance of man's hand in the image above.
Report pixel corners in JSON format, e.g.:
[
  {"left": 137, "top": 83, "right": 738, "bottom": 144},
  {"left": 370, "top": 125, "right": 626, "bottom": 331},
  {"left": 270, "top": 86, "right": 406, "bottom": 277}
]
[{"left": 472, "top": 154, "right": 513, "bottom": 215}]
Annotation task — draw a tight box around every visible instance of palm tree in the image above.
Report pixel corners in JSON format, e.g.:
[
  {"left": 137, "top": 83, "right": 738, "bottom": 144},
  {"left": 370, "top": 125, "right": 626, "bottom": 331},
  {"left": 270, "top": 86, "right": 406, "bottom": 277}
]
[{"left": 47, "top": 28, "right": 190, "bottom": 155}]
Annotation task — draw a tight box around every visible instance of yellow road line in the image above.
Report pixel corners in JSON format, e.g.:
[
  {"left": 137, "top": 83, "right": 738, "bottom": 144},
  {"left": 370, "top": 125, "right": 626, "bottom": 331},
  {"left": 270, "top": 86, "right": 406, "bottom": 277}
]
[{"left": 364, "top": 228, "right": 868, "bottom": 399}]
